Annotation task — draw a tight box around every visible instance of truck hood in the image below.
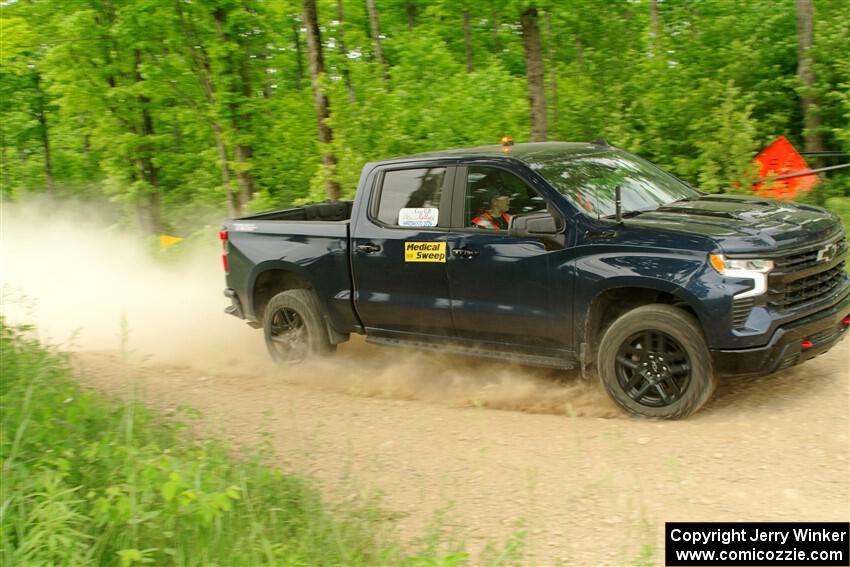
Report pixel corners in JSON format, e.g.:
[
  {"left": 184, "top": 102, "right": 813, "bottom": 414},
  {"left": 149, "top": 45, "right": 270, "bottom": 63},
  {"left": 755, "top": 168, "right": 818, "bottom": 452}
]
[{"left": 627, "top": 194, "right": 842, "bottom": 253}]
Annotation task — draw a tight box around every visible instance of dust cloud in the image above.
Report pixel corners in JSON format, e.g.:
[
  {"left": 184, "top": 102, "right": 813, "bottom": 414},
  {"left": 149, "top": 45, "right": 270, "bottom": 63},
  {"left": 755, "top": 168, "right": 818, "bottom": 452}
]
[
  {"left": 1, "top": 199, "right": 618, "bottom": 418},
  {"left": 295, "top": 342, "right": 620, "bottom": 417},
  {"left": 1, "top": 199, "right": 267, "bottom": 371}
]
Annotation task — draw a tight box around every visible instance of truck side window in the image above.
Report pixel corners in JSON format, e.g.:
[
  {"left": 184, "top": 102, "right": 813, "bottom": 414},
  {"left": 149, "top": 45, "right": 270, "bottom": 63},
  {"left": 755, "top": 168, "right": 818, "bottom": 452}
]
[
  {"left": 375, "top": 167, "right": 446, "bottom": 227},
  {"left": 465, "top": 166, "right": 548, "bottom": 230}
]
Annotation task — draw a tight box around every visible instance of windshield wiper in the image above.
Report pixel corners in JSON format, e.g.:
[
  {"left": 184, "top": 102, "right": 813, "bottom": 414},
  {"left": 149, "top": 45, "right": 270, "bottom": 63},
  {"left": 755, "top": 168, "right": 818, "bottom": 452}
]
[{"left": 665, "top": 195, "right": 701, "bottom": 205}]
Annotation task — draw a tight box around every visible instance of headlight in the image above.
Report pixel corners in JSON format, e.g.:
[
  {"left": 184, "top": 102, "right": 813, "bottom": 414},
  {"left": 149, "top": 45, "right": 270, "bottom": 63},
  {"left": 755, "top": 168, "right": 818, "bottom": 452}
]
[
  {"left": 709, "top": 254, "right": 774, "bottom": 299},
  {"left": 709, "top": 255, "right": 774, "bottom": 274}
]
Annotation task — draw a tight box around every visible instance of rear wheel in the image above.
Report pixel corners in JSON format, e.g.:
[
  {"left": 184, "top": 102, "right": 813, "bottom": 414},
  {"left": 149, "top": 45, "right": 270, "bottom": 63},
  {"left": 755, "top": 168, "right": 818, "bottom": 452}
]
[
  {"left": 263, "top": 290, "right": 335, "bottom": 365},
  {"left": 596, "top": 304, "right": 715, "bottom": 419}
]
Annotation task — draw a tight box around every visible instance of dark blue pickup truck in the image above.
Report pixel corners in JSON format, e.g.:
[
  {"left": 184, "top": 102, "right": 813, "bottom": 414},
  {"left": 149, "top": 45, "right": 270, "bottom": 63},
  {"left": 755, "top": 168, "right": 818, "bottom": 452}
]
[{"left": 221, "top": 141, "right": 850, "bottom": 418}]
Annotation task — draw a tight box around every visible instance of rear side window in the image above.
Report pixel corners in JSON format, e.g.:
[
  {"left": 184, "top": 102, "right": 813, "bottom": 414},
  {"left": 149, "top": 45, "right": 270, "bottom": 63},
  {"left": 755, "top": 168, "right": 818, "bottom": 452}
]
[{"left": 375, "top": 167, "right": 446, "bottom": 227}]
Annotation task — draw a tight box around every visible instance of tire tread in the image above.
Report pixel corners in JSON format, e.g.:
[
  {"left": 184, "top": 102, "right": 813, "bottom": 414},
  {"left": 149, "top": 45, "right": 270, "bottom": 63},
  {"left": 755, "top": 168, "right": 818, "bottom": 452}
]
[{"left": 596, "top": 304, "right": 715, "bottom": 419}]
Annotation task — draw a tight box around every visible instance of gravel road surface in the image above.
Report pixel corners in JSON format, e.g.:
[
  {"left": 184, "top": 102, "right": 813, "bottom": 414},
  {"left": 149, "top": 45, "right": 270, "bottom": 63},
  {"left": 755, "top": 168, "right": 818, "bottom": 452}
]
[{"left": 72, "top": 335, "right": 850, "bottom": 566}]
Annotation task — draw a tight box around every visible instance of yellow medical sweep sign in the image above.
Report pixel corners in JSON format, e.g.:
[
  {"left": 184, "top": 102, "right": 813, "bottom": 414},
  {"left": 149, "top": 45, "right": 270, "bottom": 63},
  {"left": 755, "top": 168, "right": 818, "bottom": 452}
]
[{"left": 404, "top": 241, "right": 446, "bottom": 263}]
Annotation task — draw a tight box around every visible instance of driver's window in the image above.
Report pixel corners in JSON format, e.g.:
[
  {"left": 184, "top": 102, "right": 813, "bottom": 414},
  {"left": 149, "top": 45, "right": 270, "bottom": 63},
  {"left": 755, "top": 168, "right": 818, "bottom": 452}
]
[{"left": 464, "top": 166, "right": 548, "bottom": 231}]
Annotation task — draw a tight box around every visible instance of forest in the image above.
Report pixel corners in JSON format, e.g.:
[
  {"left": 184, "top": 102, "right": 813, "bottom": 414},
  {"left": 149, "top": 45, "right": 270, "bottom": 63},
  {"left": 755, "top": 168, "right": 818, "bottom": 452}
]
[{"left": 1, "top": 0, "right": 848, "bottom": 234}]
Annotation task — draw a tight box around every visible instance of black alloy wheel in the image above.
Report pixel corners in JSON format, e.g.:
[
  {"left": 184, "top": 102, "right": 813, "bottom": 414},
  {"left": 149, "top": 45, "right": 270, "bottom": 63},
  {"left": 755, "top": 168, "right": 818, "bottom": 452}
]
[
  {"left": 615, "top": 330, "right": 691, "bottom": 407},
  {"left": 262, "top": 289, "right": 336, "bottom": 365},
  {"left": 596, "top": 304, "right": 715, "bottom": 419}
]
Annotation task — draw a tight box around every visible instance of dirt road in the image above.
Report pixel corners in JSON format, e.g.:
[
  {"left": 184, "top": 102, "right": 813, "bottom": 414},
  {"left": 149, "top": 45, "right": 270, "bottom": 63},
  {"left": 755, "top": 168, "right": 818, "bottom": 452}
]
[{"left": 72, "top": 334, "right": 850, "bottom": 566}]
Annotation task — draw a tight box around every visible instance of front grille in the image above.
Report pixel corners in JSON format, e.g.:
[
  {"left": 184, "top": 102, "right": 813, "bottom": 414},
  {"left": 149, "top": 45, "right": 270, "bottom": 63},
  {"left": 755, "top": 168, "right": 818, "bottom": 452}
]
[
  {"left": 775, "top": 249, "right": 819, "bottom": 271},
  {"left": 731, "top": 298, "right": 754, "bottom": 328},
  {"left": 768, "top": 262, "right": 846, "bottom": 311},
  {"left": 774, "top": 236, "right": 847, "bottom": 271}
]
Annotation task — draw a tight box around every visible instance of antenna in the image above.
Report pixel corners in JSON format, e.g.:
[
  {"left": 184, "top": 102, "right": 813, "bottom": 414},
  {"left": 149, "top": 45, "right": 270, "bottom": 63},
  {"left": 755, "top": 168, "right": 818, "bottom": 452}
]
[
  {"left": 591, "top": 137, "right": 611, "bottom": 148},
  {"left": 615, "top": 185, "right": 623, "bottom": 223}
]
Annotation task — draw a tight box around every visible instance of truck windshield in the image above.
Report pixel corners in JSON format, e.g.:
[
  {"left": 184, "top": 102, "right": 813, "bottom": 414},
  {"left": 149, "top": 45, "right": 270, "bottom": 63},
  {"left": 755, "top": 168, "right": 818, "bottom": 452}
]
[{"left": 529, "top": 150, "right": 699, "bottom": 218}]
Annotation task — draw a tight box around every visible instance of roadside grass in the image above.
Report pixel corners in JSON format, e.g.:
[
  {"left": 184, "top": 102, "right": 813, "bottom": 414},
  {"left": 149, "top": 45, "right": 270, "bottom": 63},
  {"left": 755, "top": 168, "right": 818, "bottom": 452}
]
[{"left": 0, "top": 319, "right": 498, "bottom": 566}]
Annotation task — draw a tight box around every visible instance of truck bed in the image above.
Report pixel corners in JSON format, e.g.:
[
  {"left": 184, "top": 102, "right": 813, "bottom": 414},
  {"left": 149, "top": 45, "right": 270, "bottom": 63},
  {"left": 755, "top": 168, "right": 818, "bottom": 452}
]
[
  {"left": 238, "top": 200, "right": 353, "bottom": 222},
  {"left": 223, "top": 204, "right": 358, "bottom": 338}
]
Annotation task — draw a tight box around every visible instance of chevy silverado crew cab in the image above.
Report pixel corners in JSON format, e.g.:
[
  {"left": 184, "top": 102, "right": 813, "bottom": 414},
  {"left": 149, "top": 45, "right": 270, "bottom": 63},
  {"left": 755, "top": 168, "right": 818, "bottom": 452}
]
[{"left": 221, "top": 141, "right": 850, "bottom": 419}]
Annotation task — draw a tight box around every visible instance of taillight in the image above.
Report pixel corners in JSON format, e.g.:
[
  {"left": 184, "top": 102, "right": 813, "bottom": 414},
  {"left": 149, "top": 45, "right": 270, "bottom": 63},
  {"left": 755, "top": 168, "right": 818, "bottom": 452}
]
[{"left": 219, "top": 229, "right": 229, "bottom": 273}]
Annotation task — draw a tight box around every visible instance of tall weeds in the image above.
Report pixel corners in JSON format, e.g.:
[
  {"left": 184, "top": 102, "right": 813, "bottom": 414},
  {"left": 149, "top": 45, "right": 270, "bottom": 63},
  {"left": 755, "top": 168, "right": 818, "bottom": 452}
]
[{"left": 0, "top": 320, "right": 476, "bottom": 566}]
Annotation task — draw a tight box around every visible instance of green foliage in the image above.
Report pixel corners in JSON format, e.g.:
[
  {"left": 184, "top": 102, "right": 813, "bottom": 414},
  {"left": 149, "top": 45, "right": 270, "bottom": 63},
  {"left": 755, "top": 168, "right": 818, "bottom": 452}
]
[
  {"left": 1, "top": 0, "right": 848, "bottom": 229},
  {"left": 629, "top": 543, "right": 656, "bottom": 567},
  {"left": 0, "top": 320, "right": 479, "bottom": 565},
  {"left": 677, "top": 81, "right": 761, "bottom": 193},
  {"left": 824, "top": 196, "right": 850, "bottom": 237}
]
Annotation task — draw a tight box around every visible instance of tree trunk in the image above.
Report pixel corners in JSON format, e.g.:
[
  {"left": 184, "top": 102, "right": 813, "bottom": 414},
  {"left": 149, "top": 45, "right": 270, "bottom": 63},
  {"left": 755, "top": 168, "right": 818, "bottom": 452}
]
[
  {"left": 100, "top": 0, "right": 119, "bottom": 90},
  {"left": 795, "top": 0, "right": 824, "bottom": 169},
  {"left": 212, "top": 8, "right": 256, "bottom": 211},
  {"left": 235, "top": 55, "right": 256, "bottom": 208},
  {"left": 37, "top": 108, "right": 56, "bottom": 196},
  {"left": 259, "top": 46, "right": 273, "bottom": 99},
  {"left": 292, "top": 17, "right": 305, "bottom": 86},
  {"left": 336, "top": 0, "right": 357, "bottom": 103},
  {"left": 545, "top": 12, "right": 557, "bottom": 135},
  {"left": 366, "top": 0, "right": 389, "bottom": 80},
  {"left": 649, "top": 0, "right": 660, "bottom": 52},
  {"left": 174, "top": 0, "right": 237, "bottom": 216},
  {"left": 134, "top": 49, "right": 162, "bottom": 234},
  {"left": 303, "top": 0, "right": 341, "bottom": 201},
  {"left": 33, "top": 72, "right": 55, "bottom": 196},
  {"left": 80, "top": 115, "right": 91, "bottom": 154},
  {"left": 575, "top": 35, "right": 584, "bottom": 67},
  {"left": 233, "top": 143, "right": 255, "bottom": 209},
  {"left": 491, "top": 8, "right": 501, "bottom": 53},
  {"left": 214, "top": 124, "right": 238, "bottom": 217},
  {"left": 95, "top": 0, "right": 160, "bottom": 229},
  {"left": 406, "top": 2, "right": 417, "bottom": 30},
  {"left": 463, "top": 10, "right": 474, "bottom": 72},
  {"left": 134, "top": 156, "right": 162, "bottom": 234},
  {"left": 521, "top": 7, "right": 547, "bottom": 142}
]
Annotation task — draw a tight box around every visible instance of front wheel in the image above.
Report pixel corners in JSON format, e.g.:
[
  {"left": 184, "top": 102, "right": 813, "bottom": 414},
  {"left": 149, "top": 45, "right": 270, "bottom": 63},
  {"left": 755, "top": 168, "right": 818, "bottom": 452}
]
[
  {"left": 263, "top": 289, "right": 336, "bottom": 365},
  {"left": 596, "top": 304, "right": 715, "bottom": 419}
]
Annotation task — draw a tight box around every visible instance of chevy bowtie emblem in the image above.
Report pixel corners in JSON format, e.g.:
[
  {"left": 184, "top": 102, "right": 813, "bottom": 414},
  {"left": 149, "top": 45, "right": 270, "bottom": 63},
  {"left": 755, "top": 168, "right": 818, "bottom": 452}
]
[{"left": 816, "top": 242, "right": 838, "bottom": 263}]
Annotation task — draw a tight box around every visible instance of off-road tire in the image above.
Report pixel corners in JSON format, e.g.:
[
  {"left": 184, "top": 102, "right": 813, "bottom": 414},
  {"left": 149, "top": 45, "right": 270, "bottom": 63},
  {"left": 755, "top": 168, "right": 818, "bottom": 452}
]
[
  {"left": 263, "top": 289, "right": 336, "bottom": 365},
  {"left": 596, "top": 304, "right": 715, "bottom": 419}
]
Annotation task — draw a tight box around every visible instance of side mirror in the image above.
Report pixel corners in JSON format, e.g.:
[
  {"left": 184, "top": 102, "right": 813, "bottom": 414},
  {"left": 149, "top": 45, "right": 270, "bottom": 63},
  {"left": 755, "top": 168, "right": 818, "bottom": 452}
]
[{"left": 508, "top": 212, "right": 561, "bottom": 238}]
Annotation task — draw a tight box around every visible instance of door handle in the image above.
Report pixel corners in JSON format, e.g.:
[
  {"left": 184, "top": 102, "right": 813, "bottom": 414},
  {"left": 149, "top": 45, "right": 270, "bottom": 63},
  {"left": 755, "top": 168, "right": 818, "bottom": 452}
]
[
  {"left": 451, "top": 247, "right": 480, "bottom": 258},
  {"left": 356, "top": 243, "right": 381, "bottom": 253}
]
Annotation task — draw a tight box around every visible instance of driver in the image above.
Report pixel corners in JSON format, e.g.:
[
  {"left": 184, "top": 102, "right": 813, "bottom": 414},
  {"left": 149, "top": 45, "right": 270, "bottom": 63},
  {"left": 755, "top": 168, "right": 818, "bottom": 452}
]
[{"left": 471, "top": 191, "right": 512, "bottom": 230}]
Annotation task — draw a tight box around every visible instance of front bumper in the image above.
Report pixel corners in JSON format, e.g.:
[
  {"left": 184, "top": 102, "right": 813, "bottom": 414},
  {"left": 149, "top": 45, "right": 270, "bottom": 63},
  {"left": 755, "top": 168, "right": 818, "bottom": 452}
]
[{"left": 712, "top": 291, "right": 850, "bottom": 377}]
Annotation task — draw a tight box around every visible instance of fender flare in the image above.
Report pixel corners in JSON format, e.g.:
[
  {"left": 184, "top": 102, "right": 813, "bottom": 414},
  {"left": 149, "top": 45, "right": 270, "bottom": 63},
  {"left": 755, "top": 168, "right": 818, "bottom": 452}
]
[
  {"left": 247, "top": 259, "right": 315, "bottom": 318},
  {"left": 579, "top": 276, "right": 710, "bottom": 346}
]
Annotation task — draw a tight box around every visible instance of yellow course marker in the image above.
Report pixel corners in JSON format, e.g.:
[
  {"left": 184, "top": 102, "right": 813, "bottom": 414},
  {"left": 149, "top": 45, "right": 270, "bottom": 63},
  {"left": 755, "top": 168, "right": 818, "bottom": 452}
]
[{"left": 159, "top": 234, "right": 184, "bottom": 250}]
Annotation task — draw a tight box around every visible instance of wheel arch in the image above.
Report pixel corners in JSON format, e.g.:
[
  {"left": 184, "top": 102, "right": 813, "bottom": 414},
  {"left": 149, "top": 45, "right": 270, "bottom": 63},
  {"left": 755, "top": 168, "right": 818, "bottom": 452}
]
[
  {"left": 249, "top": 261, "right": 314, "bottom": 321},
  {"left": 581, "top": 280, "right": 707, "bottom": 358}
]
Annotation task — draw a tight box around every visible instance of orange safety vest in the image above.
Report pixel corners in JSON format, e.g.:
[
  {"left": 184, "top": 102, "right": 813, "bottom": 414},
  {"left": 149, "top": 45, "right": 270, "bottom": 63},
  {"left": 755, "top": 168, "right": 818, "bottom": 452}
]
[{"left": 471, "top": 212, "right": 511, "bottom": 230}]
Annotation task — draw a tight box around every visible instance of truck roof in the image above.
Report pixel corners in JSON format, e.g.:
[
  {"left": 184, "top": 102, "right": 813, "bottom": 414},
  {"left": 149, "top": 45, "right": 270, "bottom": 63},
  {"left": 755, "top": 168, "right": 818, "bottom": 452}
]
[{"left": 383, "top": 141, "right": 612, "bottom": 166}]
